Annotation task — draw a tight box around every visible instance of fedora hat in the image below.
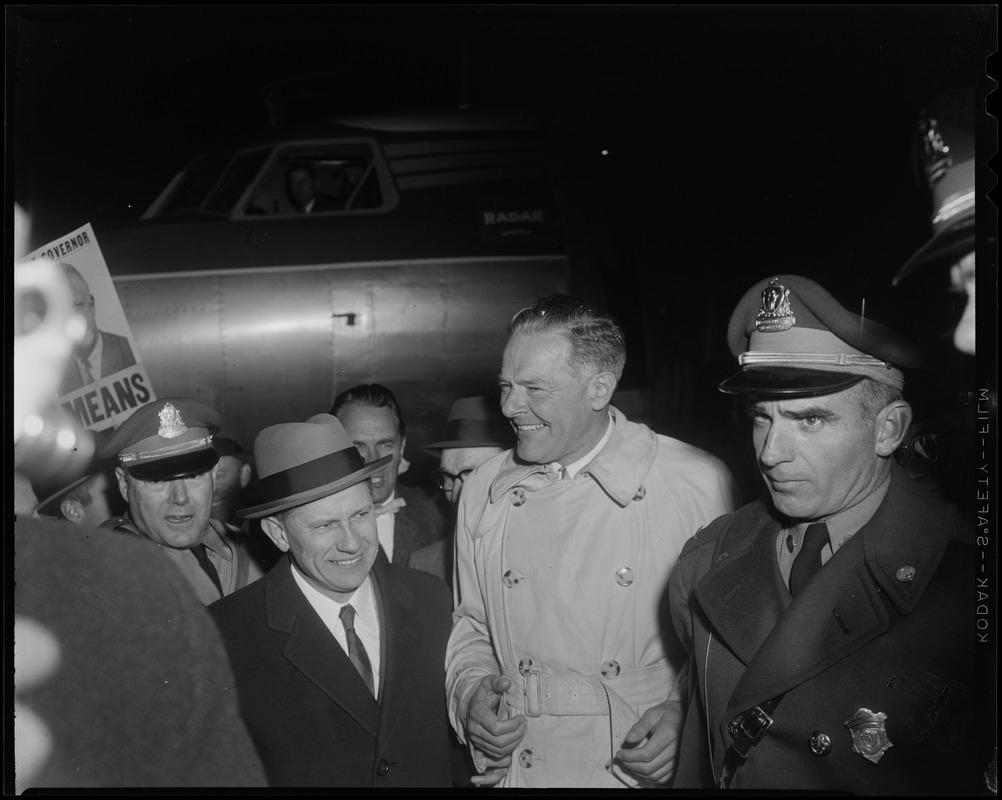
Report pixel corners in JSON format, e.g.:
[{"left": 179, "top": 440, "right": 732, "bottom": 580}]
[
  {"left": 423, "top": 396, "right": 512, "bottom": 454},
  {"left": 238, "top": 413, "right": 390, "bottom": 519}
]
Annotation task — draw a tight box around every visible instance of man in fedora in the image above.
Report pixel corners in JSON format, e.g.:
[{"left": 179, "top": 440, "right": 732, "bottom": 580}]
[
  {"left": 99, "top": 397, "right": 264, "bottom": 605},
  {"left": 668, "top": 275, "right": 985, "bottom": 793},
  {"left": 207, "top": 413, "right": 455, "bottom": 787},
  {"left": 409, "top": 396, "right": 511, "bottom": 584}
]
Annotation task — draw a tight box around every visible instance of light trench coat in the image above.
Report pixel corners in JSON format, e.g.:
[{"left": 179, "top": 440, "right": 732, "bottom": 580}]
[{"left": 446, "top": 408, "right": 738, "bottom": 788}]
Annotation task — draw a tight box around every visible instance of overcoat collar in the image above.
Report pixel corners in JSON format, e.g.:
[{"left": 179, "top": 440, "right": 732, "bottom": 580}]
[
  {"left": 695, "top": 464, "right": 957, "bottom": 718},
  {"left": 488, "top": 407, "right": 657, "bottom": 507},
  {"left": 262, "top": 554, "right": 421, "bottom": 743}
]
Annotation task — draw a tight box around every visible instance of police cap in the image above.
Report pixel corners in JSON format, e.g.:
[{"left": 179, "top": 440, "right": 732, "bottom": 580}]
[
  {"left": 894, "top": 88, "right": 976, "bottom": 284},
  {"left": 719, "top": 275, "right": 924, "bottom": 397},
  {"left": 99, "top": 397, "right": 221, "bottom": 481}
]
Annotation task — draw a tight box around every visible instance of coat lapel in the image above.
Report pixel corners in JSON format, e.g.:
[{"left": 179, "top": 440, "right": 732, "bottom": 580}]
[
  {"left": 723, "top": 466, "right": 957, "bottom": 718},
  {"left": 694, "top": 499, "right": 790, "bottom": 666},
  {"left": 371, "top": 558, "right": 421, "bottom": 755},
  {"left": 264, "top": 557, "right": 381, "bottom": 738}
]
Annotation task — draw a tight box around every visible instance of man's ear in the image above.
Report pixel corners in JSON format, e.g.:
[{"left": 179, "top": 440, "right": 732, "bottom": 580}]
[
  {"left": 875, "top": 400, "right": 913, "bottom": 458},
  {"left": 260, "top": 516, "right": 290, "bottom": 553},
  {"left": 238, "top": 463, "right": 252, "bottom": 490},
  {"left": 588, "top": 371, "right": 617, "bottom": 411},
  {"left": 115, "top": 466, "right": 129, "bottom": 503},
  {"left": 59, "top": 499, "right": 85, "bottom": 525}
]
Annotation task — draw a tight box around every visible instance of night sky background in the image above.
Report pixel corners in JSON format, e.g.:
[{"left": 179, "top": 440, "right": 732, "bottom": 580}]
[{"left": 9, "top": 4, "right": 997, "bottom": 499}]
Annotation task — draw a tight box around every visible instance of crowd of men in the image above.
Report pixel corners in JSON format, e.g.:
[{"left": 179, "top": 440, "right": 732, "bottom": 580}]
[{"left": 12, "top": 90, "right": 992, "bottom": 792}]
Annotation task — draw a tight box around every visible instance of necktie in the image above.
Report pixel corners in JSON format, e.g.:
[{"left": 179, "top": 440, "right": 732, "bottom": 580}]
[
  {"left": 80, "top": 357, "right": 95, "bottom": 383},
  {"left": 790, "top": 522, "right": 829, "bottom": 596},
  {"left": 340, "top": 604, "right": 375, "bottom": 696},
  {"left": 191, "top": 543, "right": 224, "bottom": 597}
]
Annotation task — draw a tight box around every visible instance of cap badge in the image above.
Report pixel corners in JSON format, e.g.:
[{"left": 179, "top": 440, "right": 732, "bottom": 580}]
[
  {"left": 158, "top": 403, "right": 188, "bottom": 439},
  {"left": 920, "top": 116, "right": 951, "bottom": 185},
  {"left": 843, "top": 708, "right": 893, "bottom": 764},
  {"left": 755, "top": 278, "right": 796, "bottom": 333}
]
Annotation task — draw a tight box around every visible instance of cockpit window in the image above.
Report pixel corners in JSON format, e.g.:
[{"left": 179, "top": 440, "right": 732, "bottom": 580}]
[
  {"left": 241, "top": 142, "right": 386, "bottom": 217},
  {"left": 149, "top": 139, "right": 394, "bottom": 220}
]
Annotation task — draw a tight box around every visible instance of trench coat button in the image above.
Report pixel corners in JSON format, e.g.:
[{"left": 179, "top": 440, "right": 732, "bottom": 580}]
[
  {"left": 376, "top": 759, "right": 390, "bottom": 776},
  {"left": 511, "top": 488, "right": 526, "bottom": 507},
  {"left": 518, "top": 748, "right": 534, "bottom": 768},
  {"left": 615, "top": 567, "right": 635, "bottom": 586},
  {"left": 633, "top": 485, "right": 646, "bottom": 501},
  {"left": 809, "top": 731, "right": 832, "bottom": 756},
  {"left": 518, "top": 658, "right": 534, "bottom": 675},
  {"left": 896, "top": 566, "right": 916, "bottom": 582},
  {"left": 600, "top": 659, "right": 621, "bottom": 678},
  {"left": 503, "top": 570, "right": 515, "bottom": 588}
]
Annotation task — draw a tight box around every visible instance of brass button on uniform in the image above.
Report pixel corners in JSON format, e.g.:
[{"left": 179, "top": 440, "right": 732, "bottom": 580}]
[
  {"left": 809, "top": 731, "right": 831, "bottom": 756},
  {"left": 511, "top": 488, "right": 526, "bottom": 507},
  {"left": 896, "top": 566, "right": 916, "bottom": 582},
  {"left": 600, "top": 659, "right": 621, "bottom": 678},
  {"left": 376, "top": 759, "right": 390, "bottom": 776},
  {"left": 615, "top": 567, "right": 635, "bottom": 586},
  {"left": 518, "top": 748, "right": 534, "bottom": 768}
]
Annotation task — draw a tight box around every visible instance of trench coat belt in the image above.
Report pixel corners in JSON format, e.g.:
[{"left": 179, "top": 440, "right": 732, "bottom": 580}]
[{"left": 500, "top": 661, "right": 672, "bottom": 718}]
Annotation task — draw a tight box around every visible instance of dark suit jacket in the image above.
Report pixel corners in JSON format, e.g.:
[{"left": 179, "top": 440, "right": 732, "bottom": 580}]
[
  {"left": 391, "top": 483, "right": 453, "bottom": 568},
  {"left": 669, "top": 465, "right": 986, "bottom": 794},
  {"left": 208, "top": 552, "right": 454, "bottom": 788},
  {"left": 59, "top": 330, "right": 137, "bottom": 395}
]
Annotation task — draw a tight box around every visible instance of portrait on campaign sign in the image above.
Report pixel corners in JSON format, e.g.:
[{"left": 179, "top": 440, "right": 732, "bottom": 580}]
[{"left": 23, "top": 223, "right": 156, "bottom": 431}]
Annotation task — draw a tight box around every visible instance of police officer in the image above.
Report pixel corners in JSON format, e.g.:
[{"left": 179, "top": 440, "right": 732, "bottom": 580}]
[
  {"left": 894, "top": 88, "right": 978, "bottom": 355},
  {"left": 100, "top": 397, "right": 263, "bottom": 605},
  {"left": 669, "top": 275, "right": 985, "bottom": 793}
]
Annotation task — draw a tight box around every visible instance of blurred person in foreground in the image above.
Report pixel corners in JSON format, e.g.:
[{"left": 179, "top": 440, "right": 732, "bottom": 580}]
[
  {"left": 893, "top": 88, "right": 980, "bottom": 356},
  {"left": 331, "top": 383, "right": 452, "bottom": 567},
  {"left": 446, "top": 295, "right": 738, "bottom": 788},
  {"left": 98, "top": 398, "right": 264, "bottom": 605},
  {"left": 13, "top": 212, "right": 266, "bottom": 789},
  {"left": 668, "top": 275, "right": 985, "bottom": 793},
  {"left": 209, "top": 414, "right": 455, "bottom": 787},
  {"left": 409, "top": 395, "right": 511, "bottom": 584}
]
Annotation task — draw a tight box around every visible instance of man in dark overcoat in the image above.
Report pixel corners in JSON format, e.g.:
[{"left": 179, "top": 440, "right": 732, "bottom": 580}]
[
  {"left": 669, "top": 275, "right": 990, "bottom": 793},
  {"left": 208, "top": 413, "right": 455, "bottom": 788}
]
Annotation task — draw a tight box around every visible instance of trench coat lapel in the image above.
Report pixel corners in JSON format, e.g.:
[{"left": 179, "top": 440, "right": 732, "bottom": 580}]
[
  {"left": 371, "top": 557, "right": 420, "bottom": 755},
  {"left": 264, "top": 558, "right": 380, "bottom": 738},
  {"left": 694, "top": 501, "right": 790, "bottom": 666}
]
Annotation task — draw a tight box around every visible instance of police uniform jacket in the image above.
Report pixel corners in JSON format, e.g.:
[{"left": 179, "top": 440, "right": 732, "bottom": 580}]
[
  {"left": 446, "top": 408, "right": 737, "bottom": 788},
  {"left": 101, "top": 515, "right": 263, "bottom": 605},
  {"left": 669, "top": 464, "right": 984, "bottom": 794},
  {"left": 208, "top": 551, "right": 455, "bottom": 788}
]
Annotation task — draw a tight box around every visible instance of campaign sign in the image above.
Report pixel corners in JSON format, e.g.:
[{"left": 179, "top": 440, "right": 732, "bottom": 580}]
[{"left": 23, "top": 223, "right": 156, "bottom": 431}]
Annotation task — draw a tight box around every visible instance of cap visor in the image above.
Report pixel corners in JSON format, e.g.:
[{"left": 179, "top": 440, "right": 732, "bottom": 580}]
[
  {"left": 893, "top": 217, "right": 975, "bottom": 285},
  {"left": 126, "top": 449, "right": 220, "bottom": 481},
  {"left": 719, "top": 367, "right": 866, "bottom": 397}
]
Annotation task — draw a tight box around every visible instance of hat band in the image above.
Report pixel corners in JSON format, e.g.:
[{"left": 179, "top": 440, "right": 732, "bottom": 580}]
[
  {"left": 259, "top": 446, "right": 366, "bottom": 505},
  {"left": 932, "top": 189, "right": 975, "bottom": 229},
  {"left": 739, "top": 352, "right": 894, "bottom": 369},
  {"left": 119, "top": 435, "right": 215, "bottom": 463}
]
